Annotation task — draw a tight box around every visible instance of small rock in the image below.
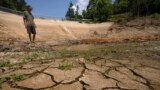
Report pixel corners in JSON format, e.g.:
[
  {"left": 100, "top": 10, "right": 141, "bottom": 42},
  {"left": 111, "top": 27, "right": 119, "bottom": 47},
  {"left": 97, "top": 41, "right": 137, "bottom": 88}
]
[{"left": 77, "top": 58, "right": 85, "bottom": 64}]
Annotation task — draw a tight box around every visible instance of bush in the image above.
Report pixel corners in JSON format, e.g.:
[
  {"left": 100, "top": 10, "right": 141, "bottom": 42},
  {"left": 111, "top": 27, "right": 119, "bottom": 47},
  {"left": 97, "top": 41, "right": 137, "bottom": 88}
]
[
  {"left": 149, "top": 13, "right": 160, "bottom": 20},
  {"left": 108, "top": 13, "right": 133, "bottom": 23}
]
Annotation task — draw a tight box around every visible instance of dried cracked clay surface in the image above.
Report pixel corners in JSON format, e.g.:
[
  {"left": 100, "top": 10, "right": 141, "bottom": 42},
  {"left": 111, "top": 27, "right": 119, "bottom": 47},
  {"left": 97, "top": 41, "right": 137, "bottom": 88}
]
[{"left": 0, "top": 41, "right": 160, "bottom": 90}]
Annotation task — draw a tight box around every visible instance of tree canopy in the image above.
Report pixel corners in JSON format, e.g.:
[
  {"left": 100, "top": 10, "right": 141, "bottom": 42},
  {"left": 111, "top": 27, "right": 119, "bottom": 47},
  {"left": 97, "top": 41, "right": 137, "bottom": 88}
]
[
  {"left": 0, "top": 0, "right": 27, "bottom": 11},
  {"left": 65, "top": 2, "right": 75, "bottom": 20},
  {"left": 82, "top": 0, "right": 160, "bottom": 22},
  {"left": 86, "top": 0, "right": 112, "bottom": 22}
]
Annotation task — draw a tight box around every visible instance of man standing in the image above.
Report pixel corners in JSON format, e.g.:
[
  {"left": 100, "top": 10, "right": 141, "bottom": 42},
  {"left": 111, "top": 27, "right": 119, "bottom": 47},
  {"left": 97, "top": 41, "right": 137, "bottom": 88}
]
[{"left": 23, "top": 5, "right": 36, "bottom": 43}]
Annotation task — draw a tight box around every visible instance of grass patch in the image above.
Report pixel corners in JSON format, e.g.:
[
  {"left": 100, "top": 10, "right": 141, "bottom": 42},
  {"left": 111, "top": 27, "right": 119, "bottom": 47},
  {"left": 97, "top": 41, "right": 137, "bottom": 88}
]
[
  {"left": 83, "top": 48, "right": 98, "bottom": 62},
  {"left": 0, "top": 77, "right": 8, "bottom": 88},
  {"left": 12, "top": 74, "right": 24, "bottom": 82},
  {"left": 43, "top": 52, "right": 55, "bottom": 60},
  {"left": 25, "top": 52, "right": 40, "bottom": 61},
  {"left": 58, "top": 63, "right": 73, "bottom": 70},
  {"left": 0, "top": 61, "right": 13, "bottom": 69},
  {"left": 15, "top": 60, "right": 26, "bottom": 67},
  {"left": 21, "top": 42, "right": 154, "bottom": 64},
  {"left": 80, "top": 42, "right": 146, "bottom": 60},
  {"left": 24, "top": 52, "right": 55, "bottom": 61},
  {"left": 54, "top": 43, "right": 138, "bottom": 61},
  {"left": 58, "top": 49, "right": 79, "bottom": 58}
]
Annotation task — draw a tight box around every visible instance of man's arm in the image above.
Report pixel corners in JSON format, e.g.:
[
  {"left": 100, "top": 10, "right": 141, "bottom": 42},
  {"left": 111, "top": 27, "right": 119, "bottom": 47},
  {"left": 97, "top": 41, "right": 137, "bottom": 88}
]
[
  {"left": 32, "top": 15, "right": 36, "bottom": 28},
  {"left": 23, "top": 11, "right": 27, "bottom": 28},
  {"left": 33, "top": 21, "right": 36, "bottom": 28}
]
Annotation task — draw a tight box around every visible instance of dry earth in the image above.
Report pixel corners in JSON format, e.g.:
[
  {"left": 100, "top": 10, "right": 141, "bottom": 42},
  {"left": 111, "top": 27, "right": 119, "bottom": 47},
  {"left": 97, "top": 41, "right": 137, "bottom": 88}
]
[{"left": 0, "top": 11, "right": 160, "bottom": 90}]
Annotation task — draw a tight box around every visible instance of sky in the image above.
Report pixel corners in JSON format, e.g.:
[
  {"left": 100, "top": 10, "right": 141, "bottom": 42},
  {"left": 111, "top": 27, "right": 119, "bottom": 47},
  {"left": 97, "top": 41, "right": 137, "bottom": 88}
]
[{"left": 25, "top": 0, "right": 89, "bottom": 19}]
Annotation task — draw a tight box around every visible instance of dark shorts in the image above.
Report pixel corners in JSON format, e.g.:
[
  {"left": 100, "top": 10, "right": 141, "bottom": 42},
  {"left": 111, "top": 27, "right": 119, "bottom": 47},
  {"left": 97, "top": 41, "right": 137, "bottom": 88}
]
[{"left": 27, "top": 26, "right": 36, "bottom": 34}]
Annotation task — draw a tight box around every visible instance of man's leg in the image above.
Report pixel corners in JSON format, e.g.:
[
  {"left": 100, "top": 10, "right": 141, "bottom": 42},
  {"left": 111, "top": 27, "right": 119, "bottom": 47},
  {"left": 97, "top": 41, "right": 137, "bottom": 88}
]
[
  {"left": 27, "top": 26, "right": 32, "bottom": 43},
  {"left": 31, "top": 26, "right": 36, "bottom": 43},
  {"left": 33, "top": 34, "right": 36, "bottom": 43},
  {"left": 28, "top": 34, "right": 32, "bottom": 43}
]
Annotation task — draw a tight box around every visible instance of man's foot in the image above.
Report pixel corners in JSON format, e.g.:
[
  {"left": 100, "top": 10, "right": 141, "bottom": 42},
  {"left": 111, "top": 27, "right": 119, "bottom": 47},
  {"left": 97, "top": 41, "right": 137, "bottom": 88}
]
[{"left": 24, "top": 41, "right": 30, "bottom": 44}]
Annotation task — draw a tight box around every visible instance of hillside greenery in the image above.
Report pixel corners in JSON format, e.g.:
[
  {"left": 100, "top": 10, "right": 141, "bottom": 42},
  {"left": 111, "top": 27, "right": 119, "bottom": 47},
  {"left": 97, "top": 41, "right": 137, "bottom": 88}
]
[
  {"left": 66, "top": 0, "right": 160, "bottom": 22},
  {"left": 0, "top": 0, "right": 27, "bottom": 11}
]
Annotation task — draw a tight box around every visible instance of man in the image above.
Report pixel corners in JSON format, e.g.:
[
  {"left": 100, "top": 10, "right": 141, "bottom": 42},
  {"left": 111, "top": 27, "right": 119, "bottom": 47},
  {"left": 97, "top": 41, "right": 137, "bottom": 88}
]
[{"left": 23, "top": 5, "right": 36, "bottom": 43}]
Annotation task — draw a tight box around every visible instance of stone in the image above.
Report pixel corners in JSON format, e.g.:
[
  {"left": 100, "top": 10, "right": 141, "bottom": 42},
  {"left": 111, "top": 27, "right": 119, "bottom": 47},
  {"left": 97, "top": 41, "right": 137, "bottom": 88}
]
[
  {"left": 17, "top": 73, "right": 55, "bottom": 89},
  {"left": 77, "top": 58, "right": 85, "bottom": 64}
]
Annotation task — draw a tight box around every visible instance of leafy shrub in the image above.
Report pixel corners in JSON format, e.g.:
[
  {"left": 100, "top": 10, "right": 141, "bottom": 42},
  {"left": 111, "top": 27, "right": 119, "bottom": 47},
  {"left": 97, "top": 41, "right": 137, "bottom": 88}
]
[
  {"left": 108, "top": 13, "right": 133, "bottom": 23},
  {"left": 150, "top": 13, "right": 160, "bottom": 20},
  {"left": 58, "top": 63, "right": 72, "bottom": 70}
]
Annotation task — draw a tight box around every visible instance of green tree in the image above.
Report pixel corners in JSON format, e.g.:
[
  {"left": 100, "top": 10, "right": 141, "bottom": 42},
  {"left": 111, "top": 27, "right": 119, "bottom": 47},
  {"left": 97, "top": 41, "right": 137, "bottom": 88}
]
[
  {"left": 82, "top": 10, "right": 87, "bottom": 19},
  {"left": 75, "top": 5, "right": 79, "bottom": 17},
  {"left": 147, "top": 0, "right": 160, "bottom": 14},
  {"left": 75, "top": 5, "right": 82, "bottom": 20},
  {"left": 0, "top": 0, "right": 27, "bottom": 11},
  {"left": 17, "top": 0, "right": 27, "bottom": 11},
  {"left": 86, "top": 0, "right": 112, "bottom": 22},
  {"left": 113, "top": 0, "right": 129, "bottom": 14},
  {"left": 65, "top": 2, "right": 75, "bottom": 20},
  {"left": 128, "top": 0, "right": 148, "bottom": 16},
  {"left": 113, "top": 0, "right": 160, "bottom": 17}
]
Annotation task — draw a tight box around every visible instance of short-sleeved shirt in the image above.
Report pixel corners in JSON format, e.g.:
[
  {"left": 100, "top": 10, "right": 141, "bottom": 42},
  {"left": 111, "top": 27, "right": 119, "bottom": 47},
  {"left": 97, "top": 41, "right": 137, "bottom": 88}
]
[{"left": 23, "top": 11, "right": 35, "bottom": 26}]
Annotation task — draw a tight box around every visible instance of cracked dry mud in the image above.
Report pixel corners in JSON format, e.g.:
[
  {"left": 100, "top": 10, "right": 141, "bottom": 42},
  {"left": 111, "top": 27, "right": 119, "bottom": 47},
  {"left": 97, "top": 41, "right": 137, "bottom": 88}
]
[{"left": 0, "top": 41, "right": 160, "bottom": 90}]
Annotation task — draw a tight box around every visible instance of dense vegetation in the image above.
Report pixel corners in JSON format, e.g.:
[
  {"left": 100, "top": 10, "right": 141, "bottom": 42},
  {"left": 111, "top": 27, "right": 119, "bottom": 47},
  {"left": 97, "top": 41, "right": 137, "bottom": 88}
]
[
  {"left": 65, "top": 2, "right": 82, "bottom": 20},
  {"left": 113, "top": 0, "right": 160, "bottom": 16},
  {"left": 0, "top": 0, "right": 27, "bottom": 11},
  {"left": 65, "top": 2, "right": 75, "bottom": 20},
  {"left": 66, "top": 0, "right": 160, "bottom": 22}
]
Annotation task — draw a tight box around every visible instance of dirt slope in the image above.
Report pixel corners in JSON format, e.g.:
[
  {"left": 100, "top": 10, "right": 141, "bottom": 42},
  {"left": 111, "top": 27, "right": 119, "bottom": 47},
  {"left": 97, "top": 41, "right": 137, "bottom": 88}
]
[
  {"left": 0, "top": 11, "right": 160, "bottom": 44},
  {"left": 0, "top": 11, "right": 160, "bottom": 90},
  {"left": 0, "top": 11, "right": 113, "bottom": 42}
]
